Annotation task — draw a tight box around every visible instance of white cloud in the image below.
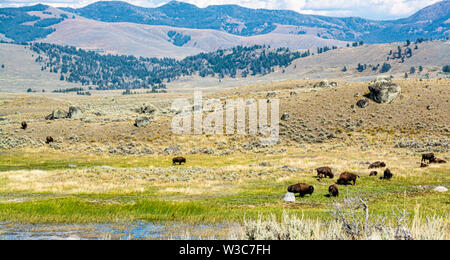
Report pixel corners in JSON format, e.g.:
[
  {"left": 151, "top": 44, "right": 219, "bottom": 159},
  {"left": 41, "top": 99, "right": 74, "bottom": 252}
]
[{"left": 0, "top": 0, "right": 443, "bottom": 20}]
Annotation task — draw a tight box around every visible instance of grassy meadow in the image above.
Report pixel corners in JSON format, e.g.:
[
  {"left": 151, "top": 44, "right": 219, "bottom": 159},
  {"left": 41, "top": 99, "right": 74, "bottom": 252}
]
[{"left": 0, "top": 145, "right": 448, "bottom": 226}]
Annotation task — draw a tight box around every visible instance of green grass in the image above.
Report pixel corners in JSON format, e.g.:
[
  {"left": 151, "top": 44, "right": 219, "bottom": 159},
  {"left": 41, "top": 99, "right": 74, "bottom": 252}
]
[
  {"left": 0, "top": 150, "right": 448, "bottom": 224},
  {"left": 0, "top": 151, "right": 274, "bottom": 171}
]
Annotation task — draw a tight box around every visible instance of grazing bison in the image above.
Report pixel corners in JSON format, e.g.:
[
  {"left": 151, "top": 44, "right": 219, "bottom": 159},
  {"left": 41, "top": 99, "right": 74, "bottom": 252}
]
[
  {"left": 368, "top": 161, "right": 386, "bottom": 169},
  {"left": 21, "top": 121, "right": 27, "bottom": 130},
  {"left": 316, "top": 167, "right": 334, "bottom": 179},
  {"left": 172, "top": 156, "right": 186, "bottom": 165},
  {"left": 369, "top": 171, "right": 378, "bottom": 176},
  {"left": 421, "top": 153, "right": 435, "bottom": 163},
  {"left": 380, "top": 169, "right": 393, "bottom": 180},
  {"left": 420, "top": 163, "right": 429, "bottom": 168},
  {"left": 328, "top": 184, "right": 339, "bottom": 197},
  {"left": 288, "top": 183, "right": 314, "bottom": 197},
  {"left": 431, "top": 158, "right": 447, "bottom": 164},
  {"left": 337, "top": 172, "right": 359, "bottom": 185},
  {"left": 45, "top": 136, "right": 54, "bottom": 144}
]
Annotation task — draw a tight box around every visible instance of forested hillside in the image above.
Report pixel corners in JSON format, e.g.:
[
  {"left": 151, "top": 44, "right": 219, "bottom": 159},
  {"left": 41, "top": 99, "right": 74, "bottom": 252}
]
[{"left": 29, "top": 43, "right": 309, "bottom": 91}]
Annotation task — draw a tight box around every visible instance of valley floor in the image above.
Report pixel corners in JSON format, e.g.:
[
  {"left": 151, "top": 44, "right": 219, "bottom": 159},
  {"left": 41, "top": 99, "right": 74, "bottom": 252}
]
[{"left": 0, "top": 78, "right": 448, "bottom": 239}]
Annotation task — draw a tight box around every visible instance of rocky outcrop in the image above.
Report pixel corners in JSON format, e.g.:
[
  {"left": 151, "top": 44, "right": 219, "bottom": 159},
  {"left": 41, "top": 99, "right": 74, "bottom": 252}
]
[
  {"left": 368, "top": 78, "right": 401, "bottom": 103},
  {"left": 136, "top": 104, "right": 157, "bottom": 115},
  {"left": 68, "top": 106, "right": 83, "bottom": 119},
  {"left": 45, "top": 108, "right": 68, "bottom": 120},
  {"left": 314, "top": 80, "right": 331, "bottom": 88},
  {"left": 134, "top": 117, "right": 150, "bottom": 127}
]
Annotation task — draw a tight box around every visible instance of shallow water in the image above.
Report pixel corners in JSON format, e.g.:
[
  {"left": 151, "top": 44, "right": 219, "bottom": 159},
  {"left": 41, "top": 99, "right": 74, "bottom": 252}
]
[{"left": 0, "top": 221, "right": 232, "bottom": 240}]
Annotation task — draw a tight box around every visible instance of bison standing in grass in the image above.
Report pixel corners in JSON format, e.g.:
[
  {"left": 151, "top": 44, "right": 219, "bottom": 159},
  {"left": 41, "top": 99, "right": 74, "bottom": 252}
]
[
  {"left": 288, "top": 183, "right": 314, "bottom": 197},
  {"left": 172, "top": 157, "right": 186, "bottom": 165},
  {"left": 337, "top": 172, "right": 359, "bottom": 185},
  {"left": 380, "top": 169, "right": 393, "bottom": 180},
  {"left": 45, "top": 136, "right": 54, "bottom": 144},
  {"left": 316, "top": 167, "right": 334, "bottom": 179},
  {"left": 421, "top": 153, "right": 435, "bottom": 163},
  {"left": 328, "top": 184, "right": 339, "bottom": 197},
  {"left": 369, "top": 171, "right": 378, "bottom": 176},
  {"left": 368, "top": 161, "right": 386, "bottom": 169}
]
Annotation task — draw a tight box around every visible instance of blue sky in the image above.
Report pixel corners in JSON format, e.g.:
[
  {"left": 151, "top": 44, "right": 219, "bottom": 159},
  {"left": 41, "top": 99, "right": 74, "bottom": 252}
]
[{"left": 0, "top": 0, "right": 443, "bottom": 20}]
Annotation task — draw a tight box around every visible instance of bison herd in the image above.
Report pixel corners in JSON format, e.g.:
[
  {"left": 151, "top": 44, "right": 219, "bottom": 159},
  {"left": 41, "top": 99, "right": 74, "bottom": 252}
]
[
  {"left": 287, "top": 153, "right": 446, "bottom": 200},
  {"left": 421, "top": 153, "right": 446, "bottom": 165}
]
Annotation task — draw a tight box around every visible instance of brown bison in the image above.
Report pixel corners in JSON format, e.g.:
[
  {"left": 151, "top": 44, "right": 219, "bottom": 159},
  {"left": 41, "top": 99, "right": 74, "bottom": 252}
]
[
  {"left": 316, "top": 167, "right": 334, "bottom": 179},
  {"left": 21, "top": 121, "right": 27, "bottom": 130},
  {"left": 431, "top": 158, "right": 447, "bottom": 164},
  {"left": 337, "top": 172, "right": 359, "bottom": 185},
  {"left": 172, "top": 156, "right": 186, "bottom": 165},
  {"left": 288, "top": 183, "right": 314, "bottom": 197},
  {"left": 421, "top": 153, "right": 435, "bottom": 163},
  {"left": 380, "top": 168, "right": 393, "bottom": 180},
  {"left": 328, "top": 184, "right": 339, "bottom": 197},
  {"left": 420, "top": 163, "right": 429, "bottom": 168},
  {"left": 368, "top": 161, "right": 386, "bottom": 169},
  {"left": 45, "top": 136, "right": 54, "bottom": 144},
  {"left": 369, "top": 171, "right": 378, "bottom": 176}
]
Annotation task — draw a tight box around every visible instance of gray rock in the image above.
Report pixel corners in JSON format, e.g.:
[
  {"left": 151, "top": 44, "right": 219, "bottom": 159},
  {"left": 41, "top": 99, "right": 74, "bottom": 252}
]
[
  {"left": 433, "top": 186, "right": 448, "bottom": 192},
  {"left": 368, "top": 79, "right": 401, "bottom": 103},
  {"left": 45, "top": 108, "right": 68, "bottom": 120},
  {"left": 136, "top": 104, "right": 157, "bottom": 115},
  {"left": 281, "top": 113, "right": 290, "bottom": 121},
  {"left": 68, "top": 106, "right": 83, "bottom": 119},
  {"left": 357, "top": 99, "right": 370, "bottom": 108},
  {"left": 282, "top": 192, "right": 296, "bottom": 202},
  {"left": 134, "top": 117, "right": 150, "bottom": 127},
  {"left": 313, "top": 80, "right": 331, "bottom": 88},
  {"left": 164, "top": 146, "right": 181, "bottom": 155}
]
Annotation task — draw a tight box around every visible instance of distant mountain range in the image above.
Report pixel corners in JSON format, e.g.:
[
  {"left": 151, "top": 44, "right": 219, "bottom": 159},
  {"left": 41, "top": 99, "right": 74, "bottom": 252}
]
[
  {"left": 0, "top": 0, "right": 448, "bottom": 58},
  {"left": 62, "top": 0, "right": 450, "bottom": 42}
]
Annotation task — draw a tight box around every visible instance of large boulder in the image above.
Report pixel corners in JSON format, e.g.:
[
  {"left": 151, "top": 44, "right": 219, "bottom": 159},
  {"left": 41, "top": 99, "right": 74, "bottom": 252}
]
[
  {"left": 282, "top": 192, "right": 296, "bottom": 202},
  {"left": 368, "top": 79, "right": 401, "bottom": 103},
  {"left": 68, "top": 106, "right": 83, "bottom": 119},
  {"left": 136, "top": 104, "right": 157, "bottom": 115},
  {"left": 134, "top": 117, "right": 150, "bottom": 127},
  {"left": 45, "top": 108, "right": 68, "bottom": 120},
  {"left": 314, "top": 80, "right": 331, "bottom": 88}
]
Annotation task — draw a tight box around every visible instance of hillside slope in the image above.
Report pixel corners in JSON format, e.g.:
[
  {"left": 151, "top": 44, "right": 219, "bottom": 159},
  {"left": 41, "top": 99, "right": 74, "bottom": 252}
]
[
  {"left": 0, "top": 43, "right": 83, "bottom": 93},
  {"left": 40, "top": 16, "right": 346, "bottom": 58},
  {"left": 62, "top": 0, "right": 450, "bottom": 42}
]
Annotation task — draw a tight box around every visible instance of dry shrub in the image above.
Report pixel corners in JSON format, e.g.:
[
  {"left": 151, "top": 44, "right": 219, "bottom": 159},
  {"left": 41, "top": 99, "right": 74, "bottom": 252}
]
[{"left": 231, "top": 197, "right": 448, "bottom": 240}]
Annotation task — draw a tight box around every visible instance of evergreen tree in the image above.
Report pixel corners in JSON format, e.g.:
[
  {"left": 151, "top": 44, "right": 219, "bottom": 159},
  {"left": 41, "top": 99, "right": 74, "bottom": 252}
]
[
  {"left": 410, "top": 67, "right": 416, "bottom": 74},
  {"left": 443, "top": 65, "right": 450, "bottom": 73},
  {"left": 380, "top": 63, "right": 391, "bottom": 73}
]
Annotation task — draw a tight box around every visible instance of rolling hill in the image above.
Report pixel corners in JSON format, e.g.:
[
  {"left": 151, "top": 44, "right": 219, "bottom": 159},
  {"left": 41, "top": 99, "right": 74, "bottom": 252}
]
[
  {"left": 1, "top": 1, "right": 449, "bottom": 58},
  {"left": 63, "top": 0, "right": 450, "bottom": 42},
  {"left": 0, "top": 40, "right": 448, "bottom": 93}
]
